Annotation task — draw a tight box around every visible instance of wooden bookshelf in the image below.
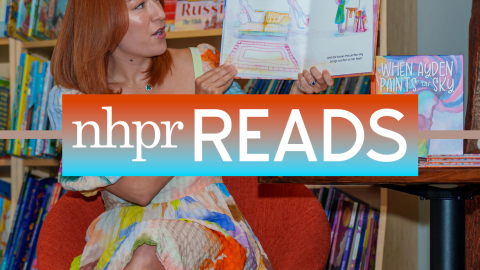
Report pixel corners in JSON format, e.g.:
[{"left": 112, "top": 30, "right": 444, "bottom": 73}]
[
  {"left": 21, "top": 29, "right": 224, "bottom": 49},
  {"left": 0, "top": 158, "right": 10, "bottom": 166},
  {"left": 23, "top": 158, "right": 60, "bottom": 167},
  {"left": 0, "top": 38, "right": 9, "bottom": 46}
]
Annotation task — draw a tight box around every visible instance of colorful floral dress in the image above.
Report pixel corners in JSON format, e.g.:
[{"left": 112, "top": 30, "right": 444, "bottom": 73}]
[{"left": 47, "top": 44, "right": 273, "bottom": 270}]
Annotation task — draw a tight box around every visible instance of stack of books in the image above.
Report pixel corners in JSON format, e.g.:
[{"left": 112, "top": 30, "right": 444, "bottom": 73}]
[
  {"left": 309, "top": 186, "right": 380, "bottom": 270},
  {"left": 4, "top": 0, "right": 68, "bottom": 41},
  {"left": 7, "top": 53, "right": 60, "bottom": 158},
  {"left": 243, "top": 76, "right": 371, "bottom": 95},
  {"left": 424, "top": 154, "right": 480, "bottom": 168},
  {"left": 2, "top": 174, "right": 65, "bottom": 270}
]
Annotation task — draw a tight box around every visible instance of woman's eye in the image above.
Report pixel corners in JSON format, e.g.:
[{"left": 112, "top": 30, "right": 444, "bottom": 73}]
[{"left": 135, "top": 2, "right": 145, "bottom": 9}]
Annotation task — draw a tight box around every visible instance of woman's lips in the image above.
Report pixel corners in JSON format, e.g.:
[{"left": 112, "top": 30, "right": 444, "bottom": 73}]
[{"left": 152, "top": 27, "right": 166, "bottom": 39}]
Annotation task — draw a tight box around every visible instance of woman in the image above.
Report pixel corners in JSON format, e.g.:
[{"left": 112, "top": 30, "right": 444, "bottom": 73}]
[{"left": 47, "top": 0, "right": 334, "bottom": 269}]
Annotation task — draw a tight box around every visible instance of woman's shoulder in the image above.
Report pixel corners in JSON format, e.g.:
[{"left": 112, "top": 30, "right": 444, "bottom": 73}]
[
  {"left": 50, "top": 84, "right": 83, "bottom": 95},
  {"left": 168, "top": 43, "right": 220, "bottom": 74},
  {"left": 47, "top": 85, "right": 82, "bottom": 112}
]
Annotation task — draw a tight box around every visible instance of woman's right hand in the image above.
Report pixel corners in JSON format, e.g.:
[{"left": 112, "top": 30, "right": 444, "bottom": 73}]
[{"left": 195, "top": 64, "right": 238, "bottom": 94}]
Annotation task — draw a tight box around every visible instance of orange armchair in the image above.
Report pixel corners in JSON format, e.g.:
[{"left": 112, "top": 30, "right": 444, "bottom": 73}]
[{"left": 37, "top": 177, "right": 331, "bottom": 269}]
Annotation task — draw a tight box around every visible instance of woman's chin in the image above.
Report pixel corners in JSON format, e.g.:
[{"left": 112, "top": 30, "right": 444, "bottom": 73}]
[{"left": 151, "top": 45, "right": 168, "bottom": 57}]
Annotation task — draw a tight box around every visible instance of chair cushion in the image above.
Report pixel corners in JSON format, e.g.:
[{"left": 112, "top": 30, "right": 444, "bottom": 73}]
[
  {"left": 38, "top": 177, "right": 330, "bottom": 269},
  {"left": 223, "top": 177, "right": 331, "bottom": 270}
]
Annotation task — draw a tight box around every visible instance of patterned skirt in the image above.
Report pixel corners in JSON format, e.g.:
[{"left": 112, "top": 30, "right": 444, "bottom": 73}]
[{"left": 69, "top": 179, "right": 273, "bottom": 270}]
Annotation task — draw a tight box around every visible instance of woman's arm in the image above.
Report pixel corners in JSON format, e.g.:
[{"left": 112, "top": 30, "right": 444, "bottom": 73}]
[
  {"left": 105, "top": 176, "right": 174, "bottom": 206},
  {"left": 47, "top": 87, "right": 174, "bottom": 206}
]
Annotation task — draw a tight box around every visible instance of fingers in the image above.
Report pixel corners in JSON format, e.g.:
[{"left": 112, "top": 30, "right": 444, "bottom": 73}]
[
  {"left": 298, "top": 72, "right": 314, "bottom": 94},
  {"left": 310, "top": 67, "right": 328, "bottom": 89},
  {"left": 297, "top": 70, "right": 322, "bottom": 94},
  {"left": 320, "top": 69, "right": 334, "bottom": 86},
  {"left": 196, "top": 64, "right": 237, "bottom": 94},
  {"left": 204, "top": 65, "right": 237, "bottom": 86}
]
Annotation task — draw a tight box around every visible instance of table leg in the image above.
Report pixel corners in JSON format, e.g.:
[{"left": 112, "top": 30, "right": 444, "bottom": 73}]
[
  {"left": 380, "top": 184, "right": 480, "bottom": 270},
  {"left": 346, "top": 14, "right": 349, "bottom": 32},
  {"left": 430, "top": 199, "right": 465, "bottom": 270}
]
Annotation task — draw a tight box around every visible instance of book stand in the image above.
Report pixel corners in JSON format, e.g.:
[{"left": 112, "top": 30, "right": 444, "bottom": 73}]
[{"left": 259, "top": 168, "right": 480, "bottom": 270}]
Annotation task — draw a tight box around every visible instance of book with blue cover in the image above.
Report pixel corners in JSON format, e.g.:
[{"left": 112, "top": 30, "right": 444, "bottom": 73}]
[{"left": 375, "top": 55, "right": 464, "bottom": 158}]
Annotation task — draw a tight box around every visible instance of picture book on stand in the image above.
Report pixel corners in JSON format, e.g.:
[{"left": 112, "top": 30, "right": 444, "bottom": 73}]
[
  {"left": 220, "top": 0, "right": 380, "bottom": 79},
  {"left": 173, "top": 0, "right": 224, "bottom": 32},
  {"left": 374, "top": 55, "right": 464, "bottom": 158}
]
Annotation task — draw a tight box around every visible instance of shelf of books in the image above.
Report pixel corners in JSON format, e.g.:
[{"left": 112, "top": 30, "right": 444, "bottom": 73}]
[{"left": 308, "top": 186, "right": 384, "bottom": 270}]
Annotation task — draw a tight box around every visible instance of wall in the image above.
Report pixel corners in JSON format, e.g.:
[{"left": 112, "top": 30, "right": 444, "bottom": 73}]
[
  {"left": 417, "top": 0, "right": 472, "bottom": 113},
  {"left": 417, "top": 1, "right": 472, "bottom": 269}
]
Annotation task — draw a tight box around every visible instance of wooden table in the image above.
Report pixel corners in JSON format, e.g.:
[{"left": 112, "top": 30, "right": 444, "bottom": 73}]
[
  {"left": 259, "top": 168, "right": 480, "bottom": 270},
  {"left": 259, "top": 168, "right": 480, "bottom": 184}
]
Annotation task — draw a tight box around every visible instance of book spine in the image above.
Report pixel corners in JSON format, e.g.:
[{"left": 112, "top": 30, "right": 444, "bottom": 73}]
[
  {"left": 324, "top": 186, "right": 335, "bottom": 218},
  {"left": 12, "top": 180, "right": 42, "bottom": 269},
  {"left": 334, "top": 78, "right": 344, "bottom": 94},
  {"left": 364, "top": 211, "right": 377, "bottom": 270},
  {"left": 368, "top": 212, "right": 379, "bottom": 270},
  {"left": 25, "top": 183, "right": 53, "bottom": 269},
  {"left": 348, "top": 204, "right": 366, "bottom": 269},
  {"left": 273, "top": 80, "right": 284, "bottom": 94},
  {"left": 353, "top": 207, "right": 370, "bottom": 270},
  {"left": 353, "top": 76, "right": 365, "bottom": 94},
  {"left": 328, "top": 196, "right": 345, "bottom": 269},
  {"left": 359, "top": 210, "right": 374, "bottom": 270},
  {"left": 27, "top": 0, "right": 38, "bottom": 37},
  {"left": 2, "top": 174, "right": 29, "bottom": 268},
  {"left": 341, "top": 202, "right": 359, "bottom": 270}
]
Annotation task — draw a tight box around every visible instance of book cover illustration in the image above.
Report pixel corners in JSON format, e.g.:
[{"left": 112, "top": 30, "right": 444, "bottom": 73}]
[
  {"left": 34, "top": 0, "right": 67, "bottom": 40},
  {"left": 7, "top": 0, "right": 30, "bottom": 41},
  {"left": 375, "top": 55, "right": 464, "bottom": 158},
  {"left": 174, "top": 0, "right": 224, "bottom": 32},
  {"left": 164, "top": 0, "right": 177, "bottom": 32},
  {"left": 220, "top": 0, "right": 379, "bottom": 79}
]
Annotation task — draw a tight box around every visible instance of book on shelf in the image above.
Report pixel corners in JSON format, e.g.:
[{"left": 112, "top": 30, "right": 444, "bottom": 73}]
[
  {"left": 173, "top": 0, "right": 224, "bottom": 32},
  {"left": 242, "top": 76, "right": 371, "bottom": 95},
  {"left": 0, "top": 179, "right": 11, "bottom": 267},
  {"left": 0, "top": 77, "right": 9, "bottom": 157},
  {"left": 422, "top": 154, "right": 480, "bottom": 168},
  {"left": 220, "top": 0, "right": 380, "bottom": 79},
  {"left": 7, "top": 53, "right": 60, "bottom": 159},
  {"left": 2, "top": 174, "right": 64, "bottom": 270},
  {"left": 374, "top": 55, "right": 464, "bottom": 159},
  {"left": 309, "top": 186, "right": 379, "bottom": 270},
  {"left": 4, "top": 0, "right": 67, "bottom": 41}
]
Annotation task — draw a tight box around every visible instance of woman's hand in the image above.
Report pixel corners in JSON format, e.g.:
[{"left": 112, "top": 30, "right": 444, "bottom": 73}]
[
  {"left": 290, "top": 67, "right": 334, "bottom": 94},
  {"left": 195, "top": 64, "right": 238, "bottom": 94}
]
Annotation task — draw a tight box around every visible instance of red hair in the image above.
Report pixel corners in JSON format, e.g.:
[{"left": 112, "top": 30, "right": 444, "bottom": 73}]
[{"left": 51, "top": 0, "right": 172, "bottom": 94}]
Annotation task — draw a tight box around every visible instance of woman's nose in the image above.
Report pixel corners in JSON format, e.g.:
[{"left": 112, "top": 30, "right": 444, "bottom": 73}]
[{"left": 150, "top": 0, "right": 166, "bottom": 22}]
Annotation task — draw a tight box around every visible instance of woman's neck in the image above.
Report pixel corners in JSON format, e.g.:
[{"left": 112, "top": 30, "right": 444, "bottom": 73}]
[{"left": 108, "top": 50, "right": 151, "bottom": 88}]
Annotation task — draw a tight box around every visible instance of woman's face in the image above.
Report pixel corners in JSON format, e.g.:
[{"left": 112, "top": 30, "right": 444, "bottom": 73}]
[{"left": 118, "top": 0, "right": 167, "bottom": 58}]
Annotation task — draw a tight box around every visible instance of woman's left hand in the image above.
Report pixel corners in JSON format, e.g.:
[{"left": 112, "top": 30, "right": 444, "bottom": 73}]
[{"left": 290, "top": 67, "right": 334, "bottom": 94}]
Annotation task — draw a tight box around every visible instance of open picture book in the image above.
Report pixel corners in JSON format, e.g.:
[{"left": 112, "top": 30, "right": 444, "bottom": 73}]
[{"left": 220, "top": 0, "right": 380, "bottom": 80}]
